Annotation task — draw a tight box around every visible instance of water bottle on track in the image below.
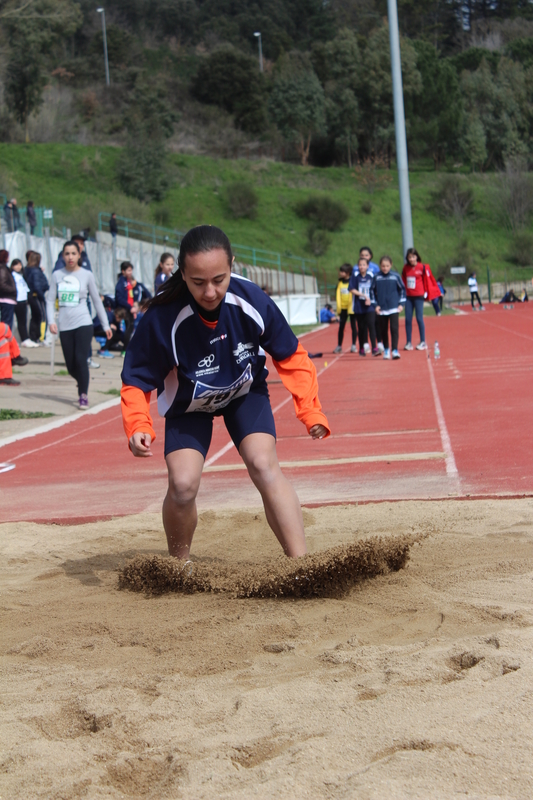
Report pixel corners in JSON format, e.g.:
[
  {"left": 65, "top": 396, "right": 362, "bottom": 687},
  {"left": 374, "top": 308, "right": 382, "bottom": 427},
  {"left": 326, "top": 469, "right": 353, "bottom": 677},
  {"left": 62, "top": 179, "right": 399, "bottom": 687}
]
[{"left": 434, "top": 341, "right": 440, "bottom": 360}]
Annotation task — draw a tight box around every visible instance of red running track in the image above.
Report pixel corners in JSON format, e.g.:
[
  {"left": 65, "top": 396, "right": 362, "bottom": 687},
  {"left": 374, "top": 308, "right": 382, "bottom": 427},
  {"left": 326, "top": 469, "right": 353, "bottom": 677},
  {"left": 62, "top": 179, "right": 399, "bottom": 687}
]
[{"left": 0, "top": 302, "right": 531, "bottom": 523}]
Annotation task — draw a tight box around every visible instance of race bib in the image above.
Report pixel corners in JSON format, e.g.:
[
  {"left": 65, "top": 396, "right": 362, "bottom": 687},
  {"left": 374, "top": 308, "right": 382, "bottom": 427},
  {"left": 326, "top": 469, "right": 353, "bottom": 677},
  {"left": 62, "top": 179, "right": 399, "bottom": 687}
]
[
  {"left": 340, "top": 287, "right": 349, "bottom": 295},
  {"left": 361, "top": 284, "right": 371, "bottom": 297},
  {"left": 186, "top": 363, "right": 253, "bottom": 413},
  {"left": 58, "top": 274, "right": 81, "bottom": 307},
  {"left": 406, "top": 276, "right": 416, "bottom": 290}
]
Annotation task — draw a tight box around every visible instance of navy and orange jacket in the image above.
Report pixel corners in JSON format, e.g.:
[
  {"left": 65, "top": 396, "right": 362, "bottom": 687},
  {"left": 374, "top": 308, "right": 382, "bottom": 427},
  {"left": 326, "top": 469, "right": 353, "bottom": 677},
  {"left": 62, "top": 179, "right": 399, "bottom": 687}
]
[{"left": 121, "top": 275, "right": 330, "bottom": 443}]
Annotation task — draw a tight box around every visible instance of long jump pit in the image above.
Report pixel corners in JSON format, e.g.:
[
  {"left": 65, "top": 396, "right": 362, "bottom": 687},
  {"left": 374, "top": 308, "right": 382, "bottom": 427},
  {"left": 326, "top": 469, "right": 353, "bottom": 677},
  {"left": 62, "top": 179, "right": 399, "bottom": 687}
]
[{"left": 1, "top": 497, "right": 532, "bottom": 799}]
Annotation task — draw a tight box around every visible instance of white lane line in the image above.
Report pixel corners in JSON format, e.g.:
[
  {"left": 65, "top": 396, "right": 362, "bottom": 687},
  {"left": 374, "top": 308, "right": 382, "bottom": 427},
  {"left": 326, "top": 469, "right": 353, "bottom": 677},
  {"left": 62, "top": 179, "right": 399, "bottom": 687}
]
[
  {"left": 276, "top": 428, "right": 438, "bottom": 442},
  {"left": 205, "top": 451, "right": 446, "bottom": 473},
  {"left": 476, "top": 316, "right": 533, "bottom": 342},
  {"left": 0, "top": 397, "right": 121, "bottom": 450},
  {"left": 8, "top": 413, "right": 123, "bottom": 463},
  {"left": 427, "top": 358, "right": 458, "bottom": 478},
  {"left": 204, "top": 355, "right": 341, "bottom": 467}
]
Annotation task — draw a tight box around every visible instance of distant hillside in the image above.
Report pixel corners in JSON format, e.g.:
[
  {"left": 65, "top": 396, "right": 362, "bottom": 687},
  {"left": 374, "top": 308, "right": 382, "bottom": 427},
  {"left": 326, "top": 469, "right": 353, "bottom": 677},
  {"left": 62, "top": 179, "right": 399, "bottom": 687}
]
[{"left": 1, "top": 143, "right": 531, "bottom": 288}]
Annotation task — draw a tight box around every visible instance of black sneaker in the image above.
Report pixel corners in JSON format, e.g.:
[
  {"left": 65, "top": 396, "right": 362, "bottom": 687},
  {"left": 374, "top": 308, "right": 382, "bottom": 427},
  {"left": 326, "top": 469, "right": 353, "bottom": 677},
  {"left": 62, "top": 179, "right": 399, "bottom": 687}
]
[
  {"left": 11, "top": 355, "right": 29, "bottom": 367},
  {"left": 0, "top": 377, "right": 21, "bottom": 386}
]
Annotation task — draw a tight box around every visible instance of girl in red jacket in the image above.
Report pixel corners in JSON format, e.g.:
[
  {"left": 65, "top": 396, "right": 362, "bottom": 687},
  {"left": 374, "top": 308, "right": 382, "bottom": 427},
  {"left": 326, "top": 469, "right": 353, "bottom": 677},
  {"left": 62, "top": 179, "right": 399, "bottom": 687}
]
[{"left": 401, "top": 248, "right": 437, "bottom": 350}]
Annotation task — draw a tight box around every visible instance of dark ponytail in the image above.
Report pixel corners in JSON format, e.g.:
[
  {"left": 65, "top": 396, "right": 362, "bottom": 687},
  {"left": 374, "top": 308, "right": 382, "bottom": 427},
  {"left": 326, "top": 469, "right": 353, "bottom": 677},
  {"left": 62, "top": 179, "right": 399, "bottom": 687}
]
[{"left": 149, "top": 225, "right": 233, "bottom": 307}]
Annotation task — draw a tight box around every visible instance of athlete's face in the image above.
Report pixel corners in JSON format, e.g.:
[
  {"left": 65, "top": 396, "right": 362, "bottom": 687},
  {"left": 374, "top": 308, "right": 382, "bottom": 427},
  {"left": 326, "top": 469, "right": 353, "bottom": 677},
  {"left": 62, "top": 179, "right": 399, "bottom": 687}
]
[
  {"left": 360, "top": 249, "right": 372, "bottom": 263},
  {"left": 63, "top": 245, "right": 80, "bottom": 269},
  {"left": 380, "top": 259, "right": 391, "bottom": 274},
  {"left": 182, "top": 248, "right": 232, "bottom": 310},
  {"left": 407, "top": 253, "right": 418, "bottom": 266},
  {"left": 162, "top": 257, "right": 174, "bottom": 276},
  {"left": 358, "top": 259, "right": 368, "bottom": 277}
]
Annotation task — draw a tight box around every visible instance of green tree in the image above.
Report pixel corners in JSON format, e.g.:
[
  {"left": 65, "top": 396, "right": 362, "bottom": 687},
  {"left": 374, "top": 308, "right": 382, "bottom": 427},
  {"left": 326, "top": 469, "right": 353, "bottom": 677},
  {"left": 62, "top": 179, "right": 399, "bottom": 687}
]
[
  {"left": 358, "top": 25, "right": 422, "bottom": 157},
  {"left": 410, "top": 41, "right": 462, "bottom": 167},
  {"left": 192, "top": 46, "right": 266, "bottom": 134},
  {"left": 460, "top": 56, "right": 530, "bottom": 168},
  {"left": 269, "top": 55, "right": 326, "bottom": 165},
  {"left": 459, "top": 113, "right": 488, "bottom": 170},
  {"left": 313, "top": 28, "right": 361, "bottom": 166},
  {"left": 1, "top": 0, "right": 81, "bottom": 141}
]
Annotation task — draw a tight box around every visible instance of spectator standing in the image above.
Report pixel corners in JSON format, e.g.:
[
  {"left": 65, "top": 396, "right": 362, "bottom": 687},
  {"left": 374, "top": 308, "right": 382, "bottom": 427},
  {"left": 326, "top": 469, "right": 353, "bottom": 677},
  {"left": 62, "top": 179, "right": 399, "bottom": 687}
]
[
  {"left": 437, "top": 276, "right": 446, "bottom": 313},
  {"left": 115, "top": 261, "right": 152, "bottom": 313},
  {"left": 468, "top": 272, "right": 484, "bottom": 310},
  {"left": 154, "top": 252, "right": 175, "bottom": 294},
  {"left": 10, "top": 259, "right": 35, "bottom": 347},
  {"left": 371, "top": 256, "right": 406, "bottom": 359},
  {"left": 334, "top": 263, "right": 356, "bottom": 353},
  {"left": 3, "top": 199, "right": 20, "bottom": 232},
  {"left": 423, "top": 262, "right": 442, "bottom": 316},
  {"left": 356, "top": 247, "right": 381, "bottom": 352},
  {"left": 402, "top": 248, "right": 428, "bottom": 351},
  {"left": 349, "top": 257, "right": 381, "bottom": 356},
  {"left": 24, "top": 251, "right": 49, "bottom": 343},
  {"left": 110, "top": 213, "right": 118, "bottom": 239},
  {"left": 47, "top": 241, "right": 111, "bottom": 409},
  {"left": 0, "top": 250, "right": 17, "bottom": 331},
  {"left": 26, "top": 201, "right": 37, "bottom": 235}
]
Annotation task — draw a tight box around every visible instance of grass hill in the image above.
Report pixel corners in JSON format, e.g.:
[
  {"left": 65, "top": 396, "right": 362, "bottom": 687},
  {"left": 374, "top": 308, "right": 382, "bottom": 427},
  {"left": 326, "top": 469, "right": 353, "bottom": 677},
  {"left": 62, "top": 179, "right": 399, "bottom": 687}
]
[{"left": 1, "top": 143, "right": 531, "bottom": 290}]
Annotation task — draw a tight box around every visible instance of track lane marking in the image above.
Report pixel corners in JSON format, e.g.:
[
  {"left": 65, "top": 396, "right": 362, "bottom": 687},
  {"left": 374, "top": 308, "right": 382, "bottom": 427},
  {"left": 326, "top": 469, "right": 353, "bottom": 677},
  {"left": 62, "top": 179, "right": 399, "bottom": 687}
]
[
  {"left": 204, "top": 355, "right": 341, "bottom": 467},
  {"left": 427, "top": 357, "right": 458, "bottom": 478},
  {"left": 204, "top": 451, "right": 446, "bottom": 472},
  {"left": 475, "top": 316, "right": 533, "bottom": 342},
  {"left": 8, "top": 413, "right": 123, "bottom": 462}
]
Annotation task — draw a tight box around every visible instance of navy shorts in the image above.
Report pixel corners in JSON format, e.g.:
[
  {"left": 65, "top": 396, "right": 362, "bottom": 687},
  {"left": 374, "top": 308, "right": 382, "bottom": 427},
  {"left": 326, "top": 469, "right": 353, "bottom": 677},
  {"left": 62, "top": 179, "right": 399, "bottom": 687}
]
[{"left": 164, "top": 385, "right": 276, "bottom": 459}]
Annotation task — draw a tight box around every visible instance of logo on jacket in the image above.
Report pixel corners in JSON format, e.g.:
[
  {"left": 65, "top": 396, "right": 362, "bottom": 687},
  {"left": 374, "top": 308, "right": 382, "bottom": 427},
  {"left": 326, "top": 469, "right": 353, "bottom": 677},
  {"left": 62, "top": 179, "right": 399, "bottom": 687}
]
[
  {"left": 209, "top": 333, "right": 228, "bottom": 345},
  {"left": 198, "top": 354, "right": 215, "bottom": 368},
  {"left": 233, "top": 342, "right": 254, "bottom": 364}
]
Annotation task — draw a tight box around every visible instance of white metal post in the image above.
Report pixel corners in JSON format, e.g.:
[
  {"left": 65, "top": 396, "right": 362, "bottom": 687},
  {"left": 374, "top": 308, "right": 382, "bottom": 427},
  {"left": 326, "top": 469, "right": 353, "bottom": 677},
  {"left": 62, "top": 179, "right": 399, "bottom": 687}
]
[{"left": 387, "top": 0, "right": 413, "bottom": 259}]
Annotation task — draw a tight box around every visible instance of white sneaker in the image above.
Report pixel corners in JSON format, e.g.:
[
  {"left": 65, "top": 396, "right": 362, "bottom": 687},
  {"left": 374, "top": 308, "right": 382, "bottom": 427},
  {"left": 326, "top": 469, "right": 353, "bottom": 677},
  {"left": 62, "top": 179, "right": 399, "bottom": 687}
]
[
  {"left": 22, "top": 339, "right": 39, "bottom": 348},
  {"left": 377, "top": 342, "right": 384, "bottom": 353},
  {"left": 350, "top": 344, "right": 357, "bottom": 353},
  {"left": 383, "top": 348, "right": 391, "bottom": 359},
  {"left": 416, "top": 342, "right": 428, "bottom": 350},
  {"left": 88, "top": 358, "right": 100, "bottom": 369},
  {"left": 404, "top": 342, "right": 413, "bottom": 351},
  {"left": 363, "top": 343, "right": 371, "bottom": 353},
  {"left": 333, "top": 346, "right": 342, "bottom": 354}
]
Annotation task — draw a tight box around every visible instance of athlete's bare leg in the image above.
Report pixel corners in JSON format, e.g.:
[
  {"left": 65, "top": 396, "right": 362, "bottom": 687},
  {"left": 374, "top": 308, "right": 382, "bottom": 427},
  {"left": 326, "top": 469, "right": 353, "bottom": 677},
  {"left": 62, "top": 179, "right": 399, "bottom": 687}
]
[
  {"left": 239, "top": 432, "right": 307, "bottom": 558},
  {"left": 163, "top": 448, "right": 204, "bottom": 559}
]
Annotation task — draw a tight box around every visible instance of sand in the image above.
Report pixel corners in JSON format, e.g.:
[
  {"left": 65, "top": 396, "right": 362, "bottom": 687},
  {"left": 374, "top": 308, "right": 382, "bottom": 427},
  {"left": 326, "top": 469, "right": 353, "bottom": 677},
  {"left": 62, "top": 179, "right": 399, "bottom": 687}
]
[{"left": 1, "top": 499, "right": 532, "bottom": 799}]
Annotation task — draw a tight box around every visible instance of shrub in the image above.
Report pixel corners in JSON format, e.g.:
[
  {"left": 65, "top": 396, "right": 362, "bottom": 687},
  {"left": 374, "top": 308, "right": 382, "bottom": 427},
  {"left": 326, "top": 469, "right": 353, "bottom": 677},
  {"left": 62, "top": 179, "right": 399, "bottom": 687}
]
[
  {"left": 509, "top": 231, "right": 533, "bottom": 266},
  {"left": 307, "top": 225, "right": 330, "bottom": 256},
  {"left": 116, "top": 140, "right": 171, "bottom": 204},
  {"left": 431, "top": 175, "right": 474, "bottom": 235},
  {"left": 361, "top": 201, "right": 372, "bottom": 215},
  {"left": 224, "top": 182, "right": 258, "bottom": 219},
  {"left": 294, "top": 195, "right": 349, "bottom": 231},
  {"left": 154, "top": 207, "right": 171, "bottom": 226}
]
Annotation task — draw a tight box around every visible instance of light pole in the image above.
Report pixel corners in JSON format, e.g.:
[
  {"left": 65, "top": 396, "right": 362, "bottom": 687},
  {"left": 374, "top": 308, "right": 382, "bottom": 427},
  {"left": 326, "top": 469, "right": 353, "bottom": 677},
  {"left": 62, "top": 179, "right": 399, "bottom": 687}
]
[
  {"left": 96, "top": 7, "right": 110, "bottom": 86},
  {"left": 387, "top": 0, "right": 413, "bottom": 258},
  {"left": 254, "top": 32, "right": 263, "bottom": 73}
]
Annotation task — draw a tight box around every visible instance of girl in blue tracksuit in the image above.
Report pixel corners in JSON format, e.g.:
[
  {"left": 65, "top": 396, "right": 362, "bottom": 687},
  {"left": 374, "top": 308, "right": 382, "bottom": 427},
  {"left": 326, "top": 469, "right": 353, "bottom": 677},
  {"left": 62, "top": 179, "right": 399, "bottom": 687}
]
[
  {"left": 349, "top": 257, "right": 379, "bottom": 356},
  {"left": 370, "top": 256, "right": 406, "bottom": 360}
]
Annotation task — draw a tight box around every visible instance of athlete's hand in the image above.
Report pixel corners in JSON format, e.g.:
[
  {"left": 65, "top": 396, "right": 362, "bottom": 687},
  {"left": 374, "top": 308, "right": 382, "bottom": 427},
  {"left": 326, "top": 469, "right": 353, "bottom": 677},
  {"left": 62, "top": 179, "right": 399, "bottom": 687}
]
[
  {"left": 375, "top": 306, "right": 381, "bottom": 315},
  {"left": 50, "top": 323, "right": 58, "bottom": 335},
  {"left": 105, "top": 329, "right": 113, "bottom": 340},
  {"left": 129, "top": 432, "right": 153, "bottom": 457},
  {"left": 310, "top": 424, "right": 328, "bottom": 440}
]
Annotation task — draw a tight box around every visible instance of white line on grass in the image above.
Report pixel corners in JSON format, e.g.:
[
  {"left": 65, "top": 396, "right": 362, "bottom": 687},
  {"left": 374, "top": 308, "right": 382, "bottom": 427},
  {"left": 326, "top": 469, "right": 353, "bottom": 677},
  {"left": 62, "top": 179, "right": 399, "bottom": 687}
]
[
  {"left": 427, "top": 357, "right": 458, "bottom": 478},
  {"left": 0, "top": 397, "right": 121, "bottom": 451}
]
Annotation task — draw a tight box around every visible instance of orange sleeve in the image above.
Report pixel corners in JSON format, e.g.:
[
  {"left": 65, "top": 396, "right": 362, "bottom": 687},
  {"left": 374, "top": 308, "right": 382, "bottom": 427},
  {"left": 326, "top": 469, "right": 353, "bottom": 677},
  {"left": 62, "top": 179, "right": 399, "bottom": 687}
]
[
  {"left": 120, "top": 384, "right": 156, "bottom": 443},
  {"left": 272, "top": 342, "right": 331, "bottom": 437}
]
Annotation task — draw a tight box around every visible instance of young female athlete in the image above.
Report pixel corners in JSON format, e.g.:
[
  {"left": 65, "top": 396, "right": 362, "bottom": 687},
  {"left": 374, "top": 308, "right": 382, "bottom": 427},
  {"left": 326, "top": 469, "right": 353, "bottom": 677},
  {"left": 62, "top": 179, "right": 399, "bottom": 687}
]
[
  {"left": 48, "top": 241, "right": 111, "bottom": 408},
  {"left": 121, "top": 225, "right": 330, "bottom": 560}
]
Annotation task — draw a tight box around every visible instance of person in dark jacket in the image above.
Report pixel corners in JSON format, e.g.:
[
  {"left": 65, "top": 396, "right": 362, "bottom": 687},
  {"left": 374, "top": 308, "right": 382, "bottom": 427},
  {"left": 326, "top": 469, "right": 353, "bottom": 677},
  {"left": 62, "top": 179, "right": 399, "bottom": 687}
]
[
  {"left": 115, "top": 261, "right": 152, "bottom": 313},
  {"left": 24, "top": 251, "right": 49, "bottom": 343},
  {"left": 110, "top": 212, "right": 118, "bottom": 239},
  {"left": 0, "top": 249, "right": 17, "bottom": 330},
  {"left": 371, "top": 256, "right": 406, "bottom": 360},
  {"left": 26, "top": 201, "right": 37, "bottom": 235},
  {"left": 4, "top": 199, "right": 20, "bottom": 233}
]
